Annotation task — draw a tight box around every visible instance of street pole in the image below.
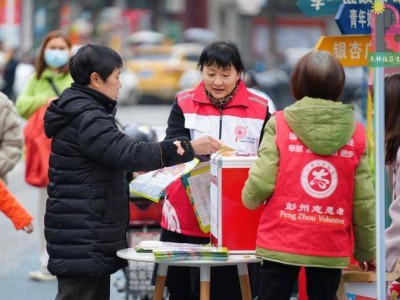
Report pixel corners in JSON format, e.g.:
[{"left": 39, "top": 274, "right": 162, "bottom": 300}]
[{"left": 373, "top": 9, "right": 386, "bottom": 300}]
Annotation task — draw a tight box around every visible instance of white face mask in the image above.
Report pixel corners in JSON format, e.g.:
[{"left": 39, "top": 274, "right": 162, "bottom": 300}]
[{"left": 44, "top": 49, "right": 69, "bottom": 68}]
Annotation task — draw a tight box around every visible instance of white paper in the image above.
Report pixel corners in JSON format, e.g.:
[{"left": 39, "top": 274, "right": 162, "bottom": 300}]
[
  {"left": 187, "top": 170, "right": 211, "bottom": 227},
  {"left": 129, "top": 159, "right": 199, "bottom": 202},
  {"left": 210, "top": 178, "right": 219, "bottom": 240}
]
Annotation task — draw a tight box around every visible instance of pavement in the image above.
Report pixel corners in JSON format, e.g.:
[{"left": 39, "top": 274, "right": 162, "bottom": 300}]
[
  {"left": 0, "top": 105, "right": 169, "bottom": 299},
  {"left": 0, "top": 105, "right": 170, "bottom": 300},
  {"left": 0, "top": 160, "right": 127, "bottom": 300}
]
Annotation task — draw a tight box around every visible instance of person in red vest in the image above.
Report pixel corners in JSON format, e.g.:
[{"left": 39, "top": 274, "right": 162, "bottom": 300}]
[
  {"left": 242, "top": 50, "right": 376, "bottom": 300},
  {"left": 157, "top": 41, "right": 271, "bottom": 300}
]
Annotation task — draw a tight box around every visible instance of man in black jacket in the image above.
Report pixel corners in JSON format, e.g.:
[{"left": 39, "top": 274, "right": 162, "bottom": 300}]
[{"left": 43, "top": 44, "right": 218, "bottom": 300}]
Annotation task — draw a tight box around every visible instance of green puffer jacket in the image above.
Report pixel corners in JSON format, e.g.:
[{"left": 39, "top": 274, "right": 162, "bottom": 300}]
[
  {"left": 242, "top": 97, "right": 376, "bottom": 268},
  {"left": 16, "top": 68, "right": 73, "bottom": 120}
]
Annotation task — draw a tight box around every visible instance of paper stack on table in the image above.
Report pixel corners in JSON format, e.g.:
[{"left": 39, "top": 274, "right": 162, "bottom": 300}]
[{"left": 135, "top": 240, "right": 229, "bottom": 261}]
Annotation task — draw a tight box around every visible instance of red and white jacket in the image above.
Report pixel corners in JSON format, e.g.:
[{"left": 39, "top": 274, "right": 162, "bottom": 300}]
[
  {"left": 161, "top": 80, "right": 269, "bottom": 237},
  {"left": 256, "top": 112, "right": 365, "bottom": 257}
]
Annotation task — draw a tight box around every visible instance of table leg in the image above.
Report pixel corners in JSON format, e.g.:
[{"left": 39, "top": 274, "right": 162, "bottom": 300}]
[
  {"left": 237, "top": 263, "right": 252, "bottom": 300},
  {"left": 153, "top": 264, "right": 168, "bottom": 300},
  {"left": 200, "top": 265, "right": 211, "bottom": 300}
]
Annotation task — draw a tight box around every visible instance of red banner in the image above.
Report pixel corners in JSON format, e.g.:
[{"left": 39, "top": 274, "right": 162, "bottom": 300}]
[{"left": 0, "top": 0, "right": 21, "bottom": 25}]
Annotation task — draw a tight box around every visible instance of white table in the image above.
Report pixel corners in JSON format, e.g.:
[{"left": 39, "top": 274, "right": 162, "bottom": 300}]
[{"left": 117, "top": 248, "right": 262, "bottom": 300}]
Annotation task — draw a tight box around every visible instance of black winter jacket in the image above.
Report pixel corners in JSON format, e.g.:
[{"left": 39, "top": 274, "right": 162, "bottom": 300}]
[{"left": 44, "top": 83, "right": 194, "bottom": 277}]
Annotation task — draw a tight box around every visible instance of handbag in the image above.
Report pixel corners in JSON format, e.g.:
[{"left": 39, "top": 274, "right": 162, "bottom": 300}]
[
  {"left": 23, "top": 78, "right": 59, "bottom": 187},
  {"left": 23, "top": 105, "right": 51, "bottom": 187}
]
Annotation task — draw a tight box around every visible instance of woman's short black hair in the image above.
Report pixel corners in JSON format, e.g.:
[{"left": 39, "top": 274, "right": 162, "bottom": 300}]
[
  {"left": 197, "top": 41, "right": 245, "bottom": 74},
  {"left": 290, "top": 50, "right": 345, "bottom": 101},
  {"left": 69, "top": 44, "right": 123, "bottom": 85}
]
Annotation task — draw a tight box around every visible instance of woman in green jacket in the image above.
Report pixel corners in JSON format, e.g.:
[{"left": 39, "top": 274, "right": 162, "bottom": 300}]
[
  {"left": 242, "top": 50, "right": 375, "bottom": 300},
  {"left": 15, "top": 30, "right": 73, "bottom": 281}
]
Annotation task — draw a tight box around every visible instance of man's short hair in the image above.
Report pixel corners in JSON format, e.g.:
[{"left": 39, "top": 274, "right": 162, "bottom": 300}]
[{"left": 69, "top": 44, "right": 123, "bottom": 85}]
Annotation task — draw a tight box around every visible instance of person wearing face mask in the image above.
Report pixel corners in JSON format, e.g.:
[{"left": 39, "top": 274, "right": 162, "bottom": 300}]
[
  {"left": 155, "top": 41, "right": 271, "bottom": 300},
  {"left": 15, "top": 30, "right": 73, "bottom": 281}
]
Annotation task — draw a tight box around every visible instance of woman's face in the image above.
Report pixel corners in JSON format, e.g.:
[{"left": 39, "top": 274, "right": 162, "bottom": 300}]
[
  {"left": 201, "top": 64, "right": 240, "bottom": 99},
  {"left": 44, "top": 37, "right": 71, "bottom": 69},
  {"left": 92, "top": 68, "right": 122, "bottom": 101}
]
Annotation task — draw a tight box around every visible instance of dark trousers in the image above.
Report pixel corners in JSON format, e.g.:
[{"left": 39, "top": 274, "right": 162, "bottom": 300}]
[
  {"left": 258, "top": 260, "right": 342, "bottom": 300},
  {"left": 56, "top": 274, "right": 110, "bottom": 300},
  {"left": 153, "top": 228, "right": 259, "bottom": 300}
]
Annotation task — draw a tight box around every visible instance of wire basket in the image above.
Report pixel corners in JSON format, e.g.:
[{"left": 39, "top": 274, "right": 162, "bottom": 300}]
[{"left": 125, "top": 226, "right": 162, "bottom": 300}]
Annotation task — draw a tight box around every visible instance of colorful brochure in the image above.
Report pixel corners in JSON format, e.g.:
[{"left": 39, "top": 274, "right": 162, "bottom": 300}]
[
  {"left": 181, "top": 162, "right": 211, "bottom": 233},
  {"left": 129, "top": 158, "right": 199, "bottom": 202}
]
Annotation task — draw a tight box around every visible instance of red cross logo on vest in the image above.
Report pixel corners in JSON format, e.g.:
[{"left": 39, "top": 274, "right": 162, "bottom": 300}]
[{"left": 301, "top": 159, "right": 338, "bottom": 199}]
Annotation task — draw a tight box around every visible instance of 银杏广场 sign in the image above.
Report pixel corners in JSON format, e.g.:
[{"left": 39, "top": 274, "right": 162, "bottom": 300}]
[{"left": 315, "top": 35, "right": 372, "bottom": 66}]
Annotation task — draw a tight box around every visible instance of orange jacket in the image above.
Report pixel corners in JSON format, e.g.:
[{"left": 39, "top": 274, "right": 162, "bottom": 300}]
[{"left": 0, "top": 179, "right": 33, "bottom": 230}]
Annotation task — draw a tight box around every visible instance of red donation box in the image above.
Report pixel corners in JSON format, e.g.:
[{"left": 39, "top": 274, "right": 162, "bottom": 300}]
[{"left": 210, "top": 154, "right": 264, "bottom": 252}]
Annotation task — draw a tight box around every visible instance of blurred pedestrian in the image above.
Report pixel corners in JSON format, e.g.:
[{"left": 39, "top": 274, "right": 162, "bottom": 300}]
[
  {"left": 15, "top": 30, "right": 74, "bottom": 281},
  {"left": 0, "top": 179, "right": 33, "bottom": 233},
  {"left": 158, "top": 41, "right": 271, "bottom": 300},
  {"left": 242, "top": 50, "right": 376, "bottom": 300},
  {"left": 16, "top": 30, "right": 73, "bottom": 119},
  {"left": 12, "top": 52, "right": 35, "bottom": 99},
  {"left": 0, "top": 91, "right": 23, "bottom": 184},
  {"left": 43, "top": 44, "right": 197, "bottom": 300},
  {"left": 1, "top": 46, "right": 19, "bottom": 101}
]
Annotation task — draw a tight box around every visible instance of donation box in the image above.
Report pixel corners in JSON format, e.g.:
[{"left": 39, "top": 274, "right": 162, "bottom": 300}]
[{"left": 210, "top": 154, "right": 264, "bottom": 252}]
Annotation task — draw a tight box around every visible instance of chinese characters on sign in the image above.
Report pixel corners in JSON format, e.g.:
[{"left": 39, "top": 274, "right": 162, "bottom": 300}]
[
  {"left": 368, "top": 52, "right": 400, "bottom": 66},
  {"left": 335, "top": 4, "right": 373, "bottom": 34},
  {"left": 297, "top": 0, "right": 400, "bottom": 17},
  {"left": 315, "top": 34, "right": 372, "bottom": 66}
]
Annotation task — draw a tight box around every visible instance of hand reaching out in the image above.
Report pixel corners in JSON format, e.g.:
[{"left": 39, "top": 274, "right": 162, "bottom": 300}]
[
  {"left": 191, "top": 136, "right": 223, "bottom": 155},
  {"left": 22, "top": 223, "right": 34, "bottom": 233}
]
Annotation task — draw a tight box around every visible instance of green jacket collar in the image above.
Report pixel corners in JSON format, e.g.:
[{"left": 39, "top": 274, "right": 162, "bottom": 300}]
[{"left": 283, "top": 97, "right": 356, "bottom": 155}]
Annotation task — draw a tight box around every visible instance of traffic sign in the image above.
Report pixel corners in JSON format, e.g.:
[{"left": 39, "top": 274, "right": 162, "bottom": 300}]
[
  {"left": 296, "top": 0, "right": 341, "bottom": 17},
  {"left": 335, "top": 4, "right": 372, "bottom": 34},
  {"left": 297, "top": 0, "right": 400, "bottom": 17},
  {"left": 315, "top": 35, "right": 372, "bottom": 66},
  {"left": 335, "top": 3, "right": 400, "bottom": 35}
]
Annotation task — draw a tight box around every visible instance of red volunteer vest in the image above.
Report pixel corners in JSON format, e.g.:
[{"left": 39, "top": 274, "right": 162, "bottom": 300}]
[
  {"left": 256, "top": 111, "right": 365, "bottom": 258},
  {"left": 161, "top": 81, "right": 268, "bottom": 237}
]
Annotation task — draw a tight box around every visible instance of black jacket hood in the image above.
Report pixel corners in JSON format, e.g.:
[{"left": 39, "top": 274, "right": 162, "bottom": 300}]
[{"left": 44, "top": 83, "right": 117, "bottom": 138}]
